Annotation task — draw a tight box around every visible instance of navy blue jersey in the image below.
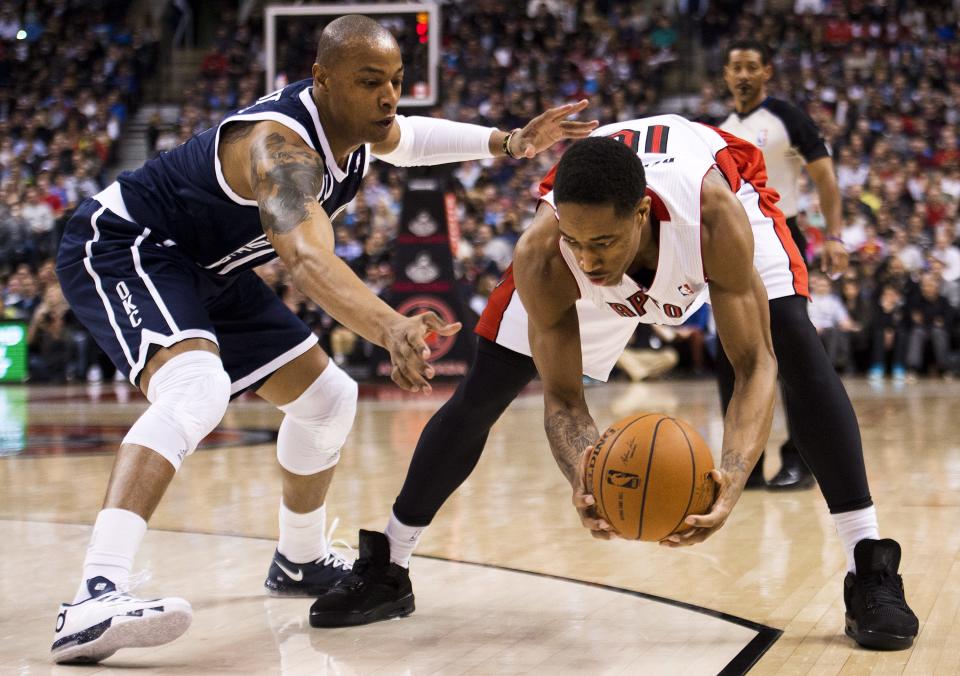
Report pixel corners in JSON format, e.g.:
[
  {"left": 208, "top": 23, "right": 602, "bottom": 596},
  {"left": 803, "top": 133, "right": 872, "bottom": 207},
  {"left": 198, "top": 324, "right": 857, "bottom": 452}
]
[{"left": 116, "top": 79, "right": 369, "bottom": 276}]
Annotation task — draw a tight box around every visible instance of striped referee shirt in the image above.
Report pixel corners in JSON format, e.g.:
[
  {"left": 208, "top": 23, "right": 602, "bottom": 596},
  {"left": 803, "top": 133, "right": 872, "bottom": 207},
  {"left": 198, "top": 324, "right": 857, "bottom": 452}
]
[{"left": 720, "top": 97, "right": 830, "bottom": 218}]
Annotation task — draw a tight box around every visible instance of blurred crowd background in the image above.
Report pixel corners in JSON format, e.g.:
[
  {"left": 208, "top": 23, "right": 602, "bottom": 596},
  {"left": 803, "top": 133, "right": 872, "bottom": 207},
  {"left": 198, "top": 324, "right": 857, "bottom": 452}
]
[{"left": 2, "top": 0, "right": 959, "bottom": 385}]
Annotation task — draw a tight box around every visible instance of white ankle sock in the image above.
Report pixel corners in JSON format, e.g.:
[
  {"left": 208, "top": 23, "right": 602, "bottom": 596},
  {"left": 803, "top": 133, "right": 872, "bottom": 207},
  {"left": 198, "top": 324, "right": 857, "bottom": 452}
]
[
  {"left": 75, "top": 508, "right": 147, "bottom": 602},
  {"left": 833, "top": 506, "right": 879, "bottom": 573},
  {"left": 278, "top": 502, "right": 328, "bottom": 564},
  {"left": 384, "top": 511, "right": 425, "bottom": 569}
]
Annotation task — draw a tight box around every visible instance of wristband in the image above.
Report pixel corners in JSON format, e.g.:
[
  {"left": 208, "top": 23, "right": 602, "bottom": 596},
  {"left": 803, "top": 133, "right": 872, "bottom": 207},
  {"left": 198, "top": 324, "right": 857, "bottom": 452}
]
[
  {"left": 503, "top": 128, "right": 522, "bottom": 159},
  {"left": 825, "top": 236, "right": 844, "bottom": 244}
]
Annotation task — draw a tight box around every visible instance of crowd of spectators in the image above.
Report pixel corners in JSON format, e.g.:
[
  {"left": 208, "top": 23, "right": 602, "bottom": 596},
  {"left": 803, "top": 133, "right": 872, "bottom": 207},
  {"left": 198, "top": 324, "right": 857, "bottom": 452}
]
[
  {"left": 6, "top": 0, "right": 960, "bottom": 384},
  {"left": 0, "top": 0, "right": 159, "bottom": 382},
  {"left": 692, "top": 0, "right": 960, "bottom": 381}
]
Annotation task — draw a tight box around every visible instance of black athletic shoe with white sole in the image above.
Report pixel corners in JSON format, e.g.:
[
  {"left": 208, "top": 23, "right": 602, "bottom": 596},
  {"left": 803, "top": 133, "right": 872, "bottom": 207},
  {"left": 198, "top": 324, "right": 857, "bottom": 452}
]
[
  {"left": 51, "top": 576, "right": 192, "bottom": 664},
  {"left": 264, "top": 548, "right": 353, "bottom": 597},
  {"left": 844, "top": 538, "right": 919, "bottom": 650},
  {"left": 309, "top": 530, "right": 415, "bottom": 627}
]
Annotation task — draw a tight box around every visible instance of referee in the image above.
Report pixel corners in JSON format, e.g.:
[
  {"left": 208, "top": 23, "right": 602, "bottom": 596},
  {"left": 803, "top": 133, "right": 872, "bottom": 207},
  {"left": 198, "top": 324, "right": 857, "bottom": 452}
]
[{"left": 719, "top": 38, "right": 849, "bottom": 490}]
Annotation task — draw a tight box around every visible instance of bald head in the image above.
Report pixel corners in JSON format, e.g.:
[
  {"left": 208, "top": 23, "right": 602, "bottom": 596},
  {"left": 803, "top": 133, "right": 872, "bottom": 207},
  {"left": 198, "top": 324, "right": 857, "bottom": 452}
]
[{"left": 315, "top": 14, "right": 398, "bottom": 66}]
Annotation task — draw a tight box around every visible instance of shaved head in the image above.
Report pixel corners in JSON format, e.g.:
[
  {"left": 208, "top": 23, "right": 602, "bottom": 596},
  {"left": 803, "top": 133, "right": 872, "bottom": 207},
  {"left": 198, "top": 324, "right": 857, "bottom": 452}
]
[{"left": 315, "top": 14, "right": 398, "bottom": 66}]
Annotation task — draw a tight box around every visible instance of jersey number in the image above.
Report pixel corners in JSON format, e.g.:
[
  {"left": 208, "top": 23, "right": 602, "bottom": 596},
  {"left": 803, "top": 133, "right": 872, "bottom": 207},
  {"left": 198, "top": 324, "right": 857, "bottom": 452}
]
[
  {"left": 607, "top": 129, "right": 640, "bottom": 153},
  {"left": 607, "top": 126, "right": 671, "bottom": 154}
]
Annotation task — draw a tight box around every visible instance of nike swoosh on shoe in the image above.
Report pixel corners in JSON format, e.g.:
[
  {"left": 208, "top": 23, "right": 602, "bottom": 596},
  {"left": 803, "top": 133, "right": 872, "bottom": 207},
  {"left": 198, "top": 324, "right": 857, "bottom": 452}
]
[{"left": 275, "top": 561, "right": 304, "bottom": 582}]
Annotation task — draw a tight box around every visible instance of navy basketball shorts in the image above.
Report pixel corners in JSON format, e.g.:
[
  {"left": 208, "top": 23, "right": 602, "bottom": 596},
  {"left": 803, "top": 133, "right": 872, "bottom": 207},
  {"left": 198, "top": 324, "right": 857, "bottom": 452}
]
[{"left": 55, "top": 188, "right": 317, "bottom": 395}]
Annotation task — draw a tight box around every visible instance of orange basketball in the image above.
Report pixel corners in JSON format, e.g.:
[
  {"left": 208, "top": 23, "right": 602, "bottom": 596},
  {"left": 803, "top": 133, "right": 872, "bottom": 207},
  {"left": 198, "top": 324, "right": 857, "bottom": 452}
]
[{"left": 583, "top": 414, "right": 716, "bottom": 541}]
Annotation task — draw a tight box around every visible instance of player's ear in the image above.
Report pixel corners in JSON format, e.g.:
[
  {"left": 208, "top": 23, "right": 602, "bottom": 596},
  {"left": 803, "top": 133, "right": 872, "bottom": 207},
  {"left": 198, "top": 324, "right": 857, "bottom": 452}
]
[
  {"left": 312, "top": 63, "right": 329, "bottom": 91},
  {"left": 762, "top": 62, "right": 773, "bottom": 83},
  {"left": 635, "top": 196, "right": 651, "bottom": 228}
]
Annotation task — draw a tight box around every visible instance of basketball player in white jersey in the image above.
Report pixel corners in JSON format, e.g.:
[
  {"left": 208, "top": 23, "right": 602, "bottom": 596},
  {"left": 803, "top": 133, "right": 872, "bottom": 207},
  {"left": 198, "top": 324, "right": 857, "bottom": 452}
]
[
  {"left": 312, "top": 118, "right": 918, "bottom": 651},
  {"left": 720, "top": 38, "right": 848, "bottom": 490}
]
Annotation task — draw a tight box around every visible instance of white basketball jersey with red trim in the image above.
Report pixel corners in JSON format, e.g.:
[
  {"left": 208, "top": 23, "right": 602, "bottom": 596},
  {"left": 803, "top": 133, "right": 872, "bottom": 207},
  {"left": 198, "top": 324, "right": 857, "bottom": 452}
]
[{"left": 475, "top": 114, "right": 806, "bottom": 382}]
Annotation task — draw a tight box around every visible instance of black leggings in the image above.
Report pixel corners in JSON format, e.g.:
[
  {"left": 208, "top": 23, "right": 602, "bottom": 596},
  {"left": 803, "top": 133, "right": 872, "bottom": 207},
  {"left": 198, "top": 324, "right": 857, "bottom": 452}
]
[
  {"left": 716, "top": 295, "right": 872, "bottom": 513},
  {"left": 393, "top": 338, "right": 539, "bottom": 526}
]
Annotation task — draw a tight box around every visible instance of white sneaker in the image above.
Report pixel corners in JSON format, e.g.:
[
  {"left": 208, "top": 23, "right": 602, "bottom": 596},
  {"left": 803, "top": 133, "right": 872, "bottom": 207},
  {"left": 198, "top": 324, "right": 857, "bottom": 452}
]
[
  {"left": 617, "top": 347, "right": 678, "bottom": 382},
  {"left": 51, "top": 576, "right": 192, "bottom": 664}
]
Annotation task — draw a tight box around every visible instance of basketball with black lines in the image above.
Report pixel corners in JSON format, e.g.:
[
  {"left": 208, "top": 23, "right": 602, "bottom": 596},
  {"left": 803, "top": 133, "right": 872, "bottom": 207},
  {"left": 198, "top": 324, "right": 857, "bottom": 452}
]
[{"left": 584, "top": 414, "right": 716, "bottom": 541}]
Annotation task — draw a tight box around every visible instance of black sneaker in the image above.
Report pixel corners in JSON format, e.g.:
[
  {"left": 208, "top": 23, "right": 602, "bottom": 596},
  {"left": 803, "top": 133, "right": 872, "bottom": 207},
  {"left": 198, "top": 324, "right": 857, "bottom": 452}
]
[
  {"left": 844, "top": 538, "right": 919, "bottom": 650},
  {"left": 264, "top": 548, "right": 353, "bottom": 597},
  {"left": 309, "top": 530, "right": 415, "bottom": 627},
  {"left": 766, "top": 459, "right": 815, "bottom": 490}
]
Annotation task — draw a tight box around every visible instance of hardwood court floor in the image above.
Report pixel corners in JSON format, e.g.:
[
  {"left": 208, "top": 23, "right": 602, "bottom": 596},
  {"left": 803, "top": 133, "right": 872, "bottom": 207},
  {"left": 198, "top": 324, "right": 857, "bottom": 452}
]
[{"left": 1, "top": 376, "right": 958, "bottom": 674}]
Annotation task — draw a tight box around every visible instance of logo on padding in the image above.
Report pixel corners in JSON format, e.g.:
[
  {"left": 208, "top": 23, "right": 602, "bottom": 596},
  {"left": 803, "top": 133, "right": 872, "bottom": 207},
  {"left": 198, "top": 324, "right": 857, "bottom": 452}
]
[
  {"left": 405, "top": 252, "right": 440, "bottom": 284},
  {"left": 408, "top": 211, "right": 438, "bottom": 237}
]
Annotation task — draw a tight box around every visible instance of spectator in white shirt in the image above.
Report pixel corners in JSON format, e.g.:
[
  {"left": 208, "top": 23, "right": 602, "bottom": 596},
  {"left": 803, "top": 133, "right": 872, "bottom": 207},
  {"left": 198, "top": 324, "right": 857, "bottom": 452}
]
[
  {"left": 888, "top": 227, "right": 925, "bottom": 274},
  {"left": 931, "top": 226, "right": 960, "bottom": 282},
  {"left": 808, "top": 272, "right": 855, "bottom": 371},
  {"left": 836, "top": 147, "right": 869, "bottom": 192},
  {"left": 21, "top": 187, "right": 54, "bottom": 236}
]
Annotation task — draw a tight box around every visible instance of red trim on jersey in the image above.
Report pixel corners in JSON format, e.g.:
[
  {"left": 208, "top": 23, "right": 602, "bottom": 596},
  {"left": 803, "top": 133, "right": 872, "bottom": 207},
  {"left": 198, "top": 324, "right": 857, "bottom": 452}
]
[
  {"left": 710, "top": 127, "right": 809, "bottom": 297},
  {"left": 757, "top": 184, "right": 809, "bottom": 297},
  {"left": 539, "top": 163, "right": 558, "bottom": 197},
  {"left": 646, "top": 188, "right": 670, "bottom": 222},
  {"left": 699, "top": 167, "right": 711, "bottom": 282},
  {"left": 475, "top": 264, "right": 518, "bottom": 342}
]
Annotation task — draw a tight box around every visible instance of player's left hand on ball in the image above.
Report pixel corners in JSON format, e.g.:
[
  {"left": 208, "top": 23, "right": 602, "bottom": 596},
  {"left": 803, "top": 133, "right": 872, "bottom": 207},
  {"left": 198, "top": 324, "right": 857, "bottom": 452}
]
[
  {"left": 387, "top": 312, "right": 461, "bottom": 394},
  {"left": 659, "top": 469, "right": 737, "bottom": 548},
  {"left": 573, "top": 446, "right": 618, "bottom": 540},
  {"left": 512, "top": 100, "right": 599, "bottom": 158}
]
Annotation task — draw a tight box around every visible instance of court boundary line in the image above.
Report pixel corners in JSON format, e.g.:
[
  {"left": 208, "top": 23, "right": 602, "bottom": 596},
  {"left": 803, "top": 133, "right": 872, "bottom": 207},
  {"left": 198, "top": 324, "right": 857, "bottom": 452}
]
[
  {"left": 416, "top": 552, "right": 782, "bottom": 675},
  {"left": 4, "top": 517, "right": 781, "bottom": 674}
]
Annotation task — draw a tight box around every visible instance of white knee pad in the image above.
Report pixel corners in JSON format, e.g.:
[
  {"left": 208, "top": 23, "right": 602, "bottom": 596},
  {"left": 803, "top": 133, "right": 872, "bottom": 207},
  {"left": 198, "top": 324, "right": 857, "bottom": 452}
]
[
  {"left": 276, "top": 361, "right": 358, "bottom": 475},
  {"left": 123, "top": 351, "right": 232, "bottom": 470}
]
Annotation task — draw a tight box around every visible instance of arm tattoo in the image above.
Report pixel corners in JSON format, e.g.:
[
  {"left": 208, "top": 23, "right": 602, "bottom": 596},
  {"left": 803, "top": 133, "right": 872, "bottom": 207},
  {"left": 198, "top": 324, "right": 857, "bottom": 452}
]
[
  {"left": 220, "top": 121, "right": 257, "bottom": 145},
  {"left": 721, "top": 448, "right": 751, "bottom": 479},
  {"left": 545, "top": 409, "right": 598, "bottom": 484},
  {"left": 249, "top": 132, "right": 325, "bottom": 235}
]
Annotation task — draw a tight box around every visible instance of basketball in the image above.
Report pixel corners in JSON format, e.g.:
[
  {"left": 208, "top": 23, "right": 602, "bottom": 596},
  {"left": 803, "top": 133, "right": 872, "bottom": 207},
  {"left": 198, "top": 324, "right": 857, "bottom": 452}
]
[{"left": 583, "top": 414, "right": 716, "bottom": 541}]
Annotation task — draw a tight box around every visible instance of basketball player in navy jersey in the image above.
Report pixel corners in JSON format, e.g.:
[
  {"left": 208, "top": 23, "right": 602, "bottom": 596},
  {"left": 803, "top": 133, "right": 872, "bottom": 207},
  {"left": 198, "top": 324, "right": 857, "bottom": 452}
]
[
  {"left": 313, "top": 125, "right": 917, "bottom": 651},
  {"left": 50, "top": 15, "right": 596, "bottom": 664},
  {"left": 720, "top": 38, "right": 848, "bottom": 490}
]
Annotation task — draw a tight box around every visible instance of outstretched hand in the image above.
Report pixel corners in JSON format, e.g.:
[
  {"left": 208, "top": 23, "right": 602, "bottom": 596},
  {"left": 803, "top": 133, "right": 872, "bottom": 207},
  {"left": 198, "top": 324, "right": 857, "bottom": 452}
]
[
  {"left": 385, "top": 311, "right": 461, "bottom": 394},
  {"left": 510, "top": 100, "right": 599, "bottom": 159}
]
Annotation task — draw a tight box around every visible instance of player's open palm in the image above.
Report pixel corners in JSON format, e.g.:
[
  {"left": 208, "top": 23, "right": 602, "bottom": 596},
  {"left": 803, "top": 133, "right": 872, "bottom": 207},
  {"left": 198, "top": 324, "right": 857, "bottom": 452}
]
[
  {"left": 659, "top": 469, "right": 738, "bottom": 547},
  {"left": 511, "top": 100, "right": 599, "bottom": 158},
  {"left": 385, "top": 312, "right": 461, "bottom": 394}
]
